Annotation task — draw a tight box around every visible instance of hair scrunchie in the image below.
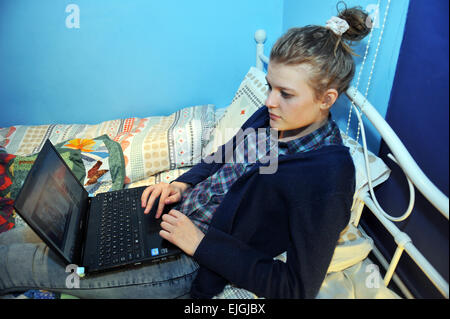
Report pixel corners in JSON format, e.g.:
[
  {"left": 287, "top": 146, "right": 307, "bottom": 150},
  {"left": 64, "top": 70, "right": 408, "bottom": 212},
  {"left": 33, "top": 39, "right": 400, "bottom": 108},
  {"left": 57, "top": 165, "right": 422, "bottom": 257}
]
[{"left": 325, "top": 16, "right": 349, "bottom": 36}]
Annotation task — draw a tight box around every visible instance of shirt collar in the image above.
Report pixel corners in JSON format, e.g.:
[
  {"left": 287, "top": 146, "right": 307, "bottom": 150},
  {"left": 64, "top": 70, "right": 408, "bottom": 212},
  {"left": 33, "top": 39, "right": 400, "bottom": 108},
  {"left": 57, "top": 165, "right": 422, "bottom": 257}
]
[{"left": 277, "top": 113, "right": 343, "bottom": 155}]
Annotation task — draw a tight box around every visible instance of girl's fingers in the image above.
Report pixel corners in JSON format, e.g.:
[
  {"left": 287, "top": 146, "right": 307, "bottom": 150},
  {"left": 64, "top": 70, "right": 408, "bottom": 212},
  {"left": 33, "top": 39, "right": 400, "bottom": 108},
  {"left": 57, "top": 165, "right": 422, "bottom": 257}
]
[
  {"left": 144, "top": 188, "right": 162, "bottom": 214},
  {"left": 141, "top": 185, "right": 154, "bottom": 207},
  {"left": 159, "top": 229, "right": 172, "bottom": 243},
  {"left": 156, "top": 187, "right": 171, "bottom": 219},
  {"left": 165, "top": 192, "right": 181, "bottom": 205},
  {"left": 160, "top": 221, "right": 174, "bottom": 233},
  {"left": 168, "top": 209, "right": 184, "bottom": 218},
  {"left": 162, "top": 211, "right": 179, "bottom": 224}
]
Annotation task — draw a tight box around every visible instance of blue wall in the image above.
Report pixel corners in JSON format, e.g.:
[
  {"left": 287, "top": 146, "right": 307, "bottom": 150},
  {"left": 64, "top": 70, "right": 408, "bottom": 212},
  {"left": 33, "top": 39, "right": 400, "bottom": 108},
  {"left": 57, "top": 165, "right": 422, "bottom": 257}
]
[
  {"left": 0, "top": 0, "right": 410, "bottom": 153},
  {"left": 0, "top": 0, "right": 282, "bottom": 126},
  {"left": 282, "top": 0, "right": 410, "bottom": 152}
]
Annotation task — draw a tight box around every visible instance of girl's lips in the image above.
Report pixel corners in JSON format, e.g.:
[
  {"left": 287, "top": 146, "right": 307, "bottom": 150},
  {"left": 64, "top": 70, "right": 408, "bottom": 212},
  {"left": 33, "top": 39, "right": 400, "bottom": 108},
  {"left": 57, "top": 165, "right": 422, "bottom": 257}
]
[{"left": 269, "top": 113, "right": 281, "bottom": 120}]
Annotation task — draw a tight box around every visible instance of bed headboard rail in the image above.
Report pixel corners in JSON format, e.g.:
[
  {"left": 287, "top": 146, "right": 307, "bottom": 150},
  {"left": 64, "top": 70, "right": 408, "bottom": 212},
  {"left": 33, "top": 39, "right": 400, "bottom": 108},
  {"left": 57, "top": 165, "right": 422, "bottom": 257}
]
[
  {"left": 255, "top": 30, "right": 269, "bottom": 70},
  {"left": 346, "top": 87, "right": 449, "bottom": 219}
]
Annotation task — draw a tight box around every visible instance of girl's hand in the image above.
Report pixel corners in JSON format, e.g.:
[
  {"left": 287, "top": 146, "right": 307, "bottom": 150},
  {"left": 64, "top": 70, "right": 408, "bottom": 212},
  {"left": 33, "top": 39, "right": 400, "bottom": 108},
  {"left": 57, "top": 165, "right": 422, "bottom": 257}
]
[
  {"left": 159, "top": 209, "right": 205, "bottom": 256},
  {"left": 141, "top": 182, "right": 190, "bottom": 218}
]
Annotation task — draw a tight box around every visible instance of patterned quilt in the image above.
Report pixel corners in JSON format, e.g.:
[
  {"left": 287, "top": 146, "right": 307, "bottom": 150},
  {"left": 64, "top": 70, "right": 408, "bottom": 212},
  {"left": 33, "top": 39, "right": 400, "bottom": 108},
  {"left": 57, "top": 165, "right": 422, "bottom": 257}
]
[
  {"left": 0, "top": 104, "right": 217, "bottom": 234},
  {"left": 0, "top": 104, "right": 215, "bottom": 184}
]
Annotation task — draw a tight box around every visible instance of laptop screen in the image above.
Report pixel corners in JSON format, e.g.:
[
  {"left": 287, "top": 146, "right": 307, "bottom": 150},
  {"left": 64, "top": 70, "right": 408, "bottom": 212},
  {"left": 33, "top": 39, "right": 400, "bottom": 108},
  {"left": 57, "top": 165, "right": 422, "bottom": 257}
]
[{"left": 14, "top": 140, "right": 89, "bottom": 263}]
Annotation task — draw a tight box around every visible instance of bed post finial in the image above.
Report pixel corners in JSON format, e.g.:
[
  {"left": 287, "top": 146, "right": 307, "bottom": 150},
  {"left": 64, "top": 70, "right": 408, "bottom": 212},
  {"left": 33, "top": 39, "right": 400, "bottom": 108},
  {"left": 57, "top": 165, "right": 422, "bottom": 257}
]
[
  {"left": 254, "top": 29, "right": 266, "bottom": 44},
  {"left": 254, "top": 29, "right": 267, "bottom": 71}
]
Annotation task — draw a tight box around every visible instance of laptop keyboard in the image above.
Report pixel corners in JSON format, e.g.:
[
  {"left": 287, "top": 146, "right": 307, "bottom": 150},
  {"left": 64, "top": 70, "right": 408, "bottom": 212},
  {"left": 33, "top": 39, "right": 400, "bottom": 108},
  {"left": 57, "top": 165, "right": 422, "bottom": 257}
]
[{"left": 97, "top": 188, "right": 144, "bottom": 267}]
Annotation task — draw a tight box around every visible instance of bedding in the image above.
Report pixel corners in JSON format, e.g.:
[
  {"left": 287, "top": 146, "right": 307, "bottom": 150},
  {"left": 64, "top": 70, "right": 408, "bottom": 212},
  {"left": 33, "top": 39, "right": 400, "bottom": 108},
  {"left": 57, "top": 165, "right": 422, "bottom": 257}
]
[
  {"left": 0, "top": 148, "right": 15, "bottom": 232},
  {"left": 0, "top": 104, "right": 216, "bottom": 231},
  {"left": 0, "top": 104, "right": 215, "bottom": 184},
  {"left": 0, "top": 67, "right": 397, "bottom": 299},
  {"left": 0, "top": 135, "right": 125, "bottom": 232}
]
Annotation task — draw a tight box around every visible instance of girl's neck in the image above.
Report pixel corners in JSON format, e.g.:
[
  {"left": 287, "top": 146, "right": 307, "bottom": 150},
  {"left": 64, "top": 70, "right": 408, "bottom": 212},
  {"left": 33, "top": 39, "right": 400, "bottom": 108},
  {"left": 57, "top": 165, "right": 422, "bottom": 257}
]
[{"left": 278, "top": 116, "right": 328, "bottom": 142}]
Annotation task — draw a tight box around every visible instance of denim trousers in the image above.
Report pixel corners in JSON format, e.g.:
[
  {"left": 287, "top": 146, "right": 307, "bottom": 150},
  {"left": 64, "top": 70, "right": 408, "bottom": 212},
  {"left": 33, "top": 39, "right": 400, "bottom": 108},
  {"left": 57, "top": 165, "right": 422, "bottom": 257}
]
[{"left": 0, "top": 224, "right": 199, "bottom": 298}]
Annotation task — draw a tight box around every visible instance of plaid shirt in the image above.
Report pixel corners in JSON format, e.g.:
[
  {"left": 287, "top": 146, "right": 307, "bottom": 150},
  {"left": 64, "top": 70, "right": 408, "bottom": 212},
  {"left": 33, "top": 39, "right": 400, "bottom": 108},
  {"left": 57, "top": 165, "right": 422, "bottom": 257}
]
[{"left": 175, "top": 115, "right": 343, "bottom": 233}]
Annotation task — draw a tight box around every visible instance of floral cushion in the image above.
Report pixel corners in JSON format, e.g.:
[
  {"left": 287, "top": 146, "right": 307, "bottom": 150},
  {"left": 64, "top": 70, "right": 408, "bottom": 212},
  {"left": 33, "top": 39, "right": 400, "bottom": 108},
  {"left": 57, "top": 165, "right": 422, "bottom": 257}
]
[
  {"left": 55, "top": 135, "right": 125, "bottom": 195},
  {"left": 0, "top": 135, "right": 125, "bottom": 233}
]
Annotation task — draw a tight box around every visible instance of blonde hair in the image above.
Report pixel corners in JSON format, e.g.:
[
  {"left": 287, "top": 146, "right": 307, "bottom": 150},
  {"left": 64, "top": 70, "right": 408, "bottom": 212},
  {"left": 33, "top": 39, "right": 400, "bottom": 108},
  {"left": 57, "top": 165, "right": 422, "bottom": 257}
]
[{"left": 270, "top": 5, "right": 371, "bottom": 101}]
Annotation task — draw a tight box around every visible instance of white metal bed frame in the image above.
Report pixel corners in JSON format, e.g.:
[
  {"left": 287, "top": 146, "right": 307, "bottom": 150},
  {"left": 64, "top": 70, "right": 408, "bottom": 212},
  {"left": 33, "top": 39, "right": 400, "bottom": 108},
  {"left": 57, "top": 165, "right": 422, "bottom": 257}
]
[{"left": 254, "top": 29, "right": 449, "bottom": 299}]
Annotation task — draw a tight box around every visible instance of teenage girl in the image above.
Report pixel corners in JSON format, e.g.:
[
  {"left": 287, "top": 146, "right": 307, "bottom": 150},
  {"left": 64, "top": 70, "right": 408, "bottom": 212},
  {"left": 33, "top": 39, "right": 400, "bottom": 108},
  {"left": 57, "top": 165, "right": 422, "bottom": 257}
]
[
  {"left": 0, "top": 5, "right": 370, "bottom": 299},
  {"left": 141, "top": 6, "right": 371, "bottom": 298}
]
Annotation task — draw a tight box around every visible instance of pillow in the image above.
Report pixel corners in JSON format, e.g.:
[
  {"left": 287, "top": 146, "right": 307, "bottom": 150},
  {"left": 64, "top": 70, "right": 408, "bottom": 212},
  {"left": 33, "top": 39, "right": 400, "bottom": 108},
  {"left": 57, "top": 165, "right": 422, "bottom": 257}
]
[
  {"left": 0, "top": 125, "right": 50, "bottom": 156},
  {"left": 0, "top": 135, "right": 125, "bottom": 233},
  {"left": 55, "top": 134, "right": 126, "bottom": 195},
  {"left": 327, "top": 223, "right": 373, "bottom": 273},
  {"left": 317, "top": 257, "right": 401, "bottom": 299},
  {"left": 341, "top": 133, "right": 391, "bottom": 211},
  {"left": 271, "top": 222, "right": 373, "bottom": 274},
  {"left": 0, "top": 104, "right": 216, "bottom": 185},
  {"left": 114, "top": 104, "right": 215, "bottom": 184},
  {"left": 203, "top": 67, "right": 267, "bottom": 155}
]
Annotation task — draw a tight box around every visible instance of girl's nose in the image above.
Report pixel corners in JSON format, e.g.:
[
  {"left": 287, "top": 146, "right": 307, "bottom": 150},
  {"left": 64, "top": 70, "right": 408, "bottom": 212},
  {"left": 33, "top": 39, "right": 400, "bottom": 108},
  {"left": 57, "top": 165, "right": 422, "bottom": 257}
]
[{"left": 265, "top": 91, "right": 278, "bottom": 109}]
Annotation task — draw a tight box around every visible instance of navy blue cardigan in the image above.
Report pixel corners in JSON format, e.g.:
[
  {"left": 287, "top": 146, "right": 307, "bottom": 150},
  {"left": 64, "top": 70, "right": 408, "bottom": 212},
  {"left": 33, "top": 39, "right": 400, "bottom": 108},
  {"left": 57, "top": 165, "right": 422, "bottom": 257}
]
[{"left": 174, "top": 107, "right": 355, "bottom": 298}]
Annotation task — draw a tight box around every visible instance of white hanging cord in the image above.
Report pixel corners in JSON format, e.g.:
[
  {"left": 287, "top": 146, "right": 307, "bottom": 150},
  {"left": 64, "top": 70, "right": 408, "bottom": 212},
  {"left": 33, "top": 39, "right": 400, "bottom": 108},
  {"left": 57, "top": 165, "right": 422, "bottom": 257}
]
[
  {"left": 350, "top": 0, "right": 416, "bottom": 222},
  {"left": 347, "top": 0, "right": 390, "bottom": 155},
  {"left": 345, "top": 0, "right": 379, "bottom": 140},
  {"left": 351, "top": 102, "right": 416, "bottom": 222},
  {"left": 361, "top": 0, "right": 391, "bottom": 110}
]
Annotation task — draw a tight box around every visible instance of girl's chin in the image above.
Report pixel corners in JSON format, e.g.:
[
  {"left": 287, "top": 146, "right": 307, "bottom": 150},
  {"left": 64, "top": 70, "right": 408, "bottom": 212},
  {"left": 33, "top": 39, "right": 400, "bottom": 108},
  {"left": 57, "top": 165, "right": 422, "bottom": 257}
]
[
  {"left": 269, "top": 122, "right": 285, "bottom": 132},
  {"left": 269, "top": 118, "right": 282, "bottom": 127}
]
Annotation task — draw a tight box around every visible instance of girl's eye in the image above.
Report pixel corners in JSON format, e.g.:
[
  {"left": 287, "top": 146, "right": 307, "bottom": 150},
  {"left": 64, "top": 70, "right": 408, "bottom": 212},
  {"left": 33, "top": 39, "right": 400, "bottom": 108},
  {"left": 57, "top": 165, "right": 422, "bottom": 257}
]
[
  {"left": 281, "top": 91, "right": 292, "bottom": 99},
  {"left": 266, "top": 83, "right": 292, "bottom": 99}
]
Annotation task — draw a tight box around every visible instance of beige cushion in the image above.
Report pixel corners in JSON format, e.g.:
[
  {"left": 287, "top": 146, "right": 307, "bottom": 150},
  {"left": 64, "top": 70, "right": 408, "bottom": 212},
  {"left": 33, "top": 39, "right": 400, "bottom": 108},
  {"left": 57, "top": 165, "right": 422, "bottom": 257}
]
[
  {"left": 114, "top": 104, "right": 215, "bottom": 183},
  {"left": 203, "top": 67, "right": 267, "bottom": 155}
]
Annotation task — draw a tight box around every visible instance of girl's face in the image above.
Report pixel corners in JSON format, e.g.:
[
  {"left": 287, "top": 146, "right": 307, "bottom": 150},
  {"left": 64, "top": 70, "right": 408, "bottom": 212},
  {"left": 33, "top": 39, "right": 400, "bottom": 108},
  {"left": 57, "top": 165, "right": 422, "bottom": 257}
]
[{"left": 265, "top": 62, "right": 331, "bottom": 139}]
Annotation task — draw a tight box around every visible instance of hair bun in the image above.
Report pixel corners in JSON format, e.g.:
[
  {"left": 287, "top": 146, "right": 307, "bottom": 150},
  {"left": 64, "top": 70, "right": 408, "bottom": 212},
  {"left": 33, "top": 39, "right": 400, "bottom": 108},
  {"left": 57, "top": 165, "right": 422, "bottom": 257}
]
[{"left": 338, "top": 5, "right": 371, "bottom": 42}]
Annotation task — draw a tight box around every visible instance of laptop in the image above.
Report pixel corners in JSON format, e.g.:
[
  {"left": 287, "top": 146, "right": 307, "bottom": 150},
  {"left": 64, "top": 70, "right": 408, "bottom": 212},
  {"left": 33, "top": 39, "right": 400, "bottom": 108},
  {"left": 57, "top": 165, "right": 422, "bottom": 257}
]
[{"left": 13, "top": 139, "right": 181, "bottom": 274}]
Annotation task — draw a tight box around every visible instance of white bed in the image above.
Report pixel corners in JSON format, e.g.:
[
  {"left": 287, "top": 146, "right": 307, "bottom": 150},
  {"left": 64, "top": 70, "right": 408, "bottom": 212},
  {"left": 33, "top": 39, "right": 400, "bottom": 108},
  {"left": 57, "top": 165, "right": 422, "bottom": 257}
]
[{"left": 250, "top": 29, "right": 448, "bottom": 299}]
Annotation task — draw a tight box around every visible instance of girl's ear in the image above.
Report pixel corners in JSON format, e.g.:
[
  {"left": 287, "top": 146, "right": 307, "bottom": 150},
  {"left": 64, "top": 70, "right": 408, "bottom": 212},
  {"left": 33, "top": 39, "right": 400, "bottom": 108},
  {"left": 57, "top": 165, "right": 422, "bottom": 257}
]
[{"left": 320, "top": 89, "right": 339, "bottom": 110}]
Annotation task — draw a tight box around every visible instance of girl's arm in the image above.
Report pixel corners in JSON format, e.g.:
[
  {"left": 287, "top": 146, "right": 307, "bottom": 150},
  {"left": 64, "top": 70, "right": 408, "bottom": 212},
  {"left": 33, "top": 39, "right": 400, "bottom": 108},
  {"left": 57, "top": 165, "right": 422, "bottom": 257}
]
[{"left": 173, "top": 107, "right": 268, "bottom": 186}]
